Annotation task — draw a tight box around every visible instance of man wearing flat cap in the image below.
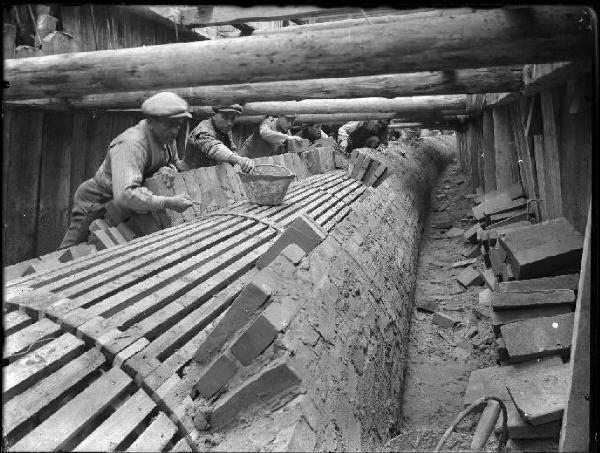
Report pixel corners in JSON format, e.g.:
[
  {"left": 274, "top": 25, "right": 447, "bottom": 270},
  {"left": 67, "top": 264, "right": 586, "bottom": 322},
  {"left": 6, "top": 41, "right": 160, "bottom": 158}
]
[
  {"left": 238, "top": 114, "right": 305, "bottom": 159},
  {"left": 59, "top": 91, "right": 194, "bottom": 249},
  {"left": 177, "top": 104, "right": 254, "bottom": 173}
]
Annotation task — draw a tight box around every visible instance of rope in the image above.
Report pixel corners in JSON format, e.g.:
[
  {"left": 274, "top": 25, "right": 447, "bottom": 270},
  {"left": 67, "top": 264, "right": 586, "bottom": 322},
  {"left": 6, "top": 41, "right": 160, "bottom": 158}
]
[
  {"left": 203, "top": 211, "right": 285, "bottom": 232},
  {"left": 9, "top": 335, "right": 62, "bottom": 361},
  {"left": 434, "top": 396, "right": 509, "bottom": 452}
]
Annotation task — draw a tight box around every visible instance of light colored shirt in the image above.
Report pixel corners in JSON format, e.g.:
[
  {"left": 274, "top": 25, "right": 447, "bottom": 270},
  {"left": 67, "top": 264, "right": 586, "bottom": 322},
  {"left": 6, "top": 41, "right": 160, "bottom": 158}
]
[
  {"left": 337, "top": 121, "right": 362, "bottom": 143},
  {"left": 239, "top": 116, "right": 291, "bottom": 159},
  {"left": 179, "top": 118, "right": 238, "bottom": 170},
  {"left": 93, "top": 119, "right": 178, "bottom": 212}
]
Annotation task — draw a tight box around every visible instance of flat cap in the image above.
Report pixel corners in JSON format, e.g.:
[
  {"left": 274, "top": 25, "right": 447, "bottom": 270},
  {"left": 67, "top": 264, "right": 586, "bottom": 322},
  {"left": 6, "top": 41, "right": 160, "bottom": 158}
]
[
  {"left": 141, "top": 92, "right": 192, "bottom": 119},
  {"left": 214, "top": 104, "right": 243, "bottom": 114}
]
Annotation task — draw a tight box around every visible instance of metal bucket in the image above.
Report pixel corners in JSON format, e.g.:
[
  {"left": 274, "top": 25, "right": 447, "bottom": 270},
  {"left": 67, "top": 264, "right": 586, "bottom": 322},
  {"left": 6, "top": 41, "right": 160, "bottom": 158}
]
[{"left": 238, "top": 164, "right": 296, "bottom": 206}]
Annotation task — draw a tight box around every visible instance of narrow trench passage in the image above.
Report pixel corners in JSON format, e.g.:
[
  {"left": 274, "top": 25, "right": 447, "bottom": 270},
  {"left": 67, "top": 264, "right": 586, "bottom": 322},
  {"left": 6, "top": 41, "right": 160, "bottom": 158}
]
[{"left": 387, "top": 150, "right": 499, "bottom": 451}]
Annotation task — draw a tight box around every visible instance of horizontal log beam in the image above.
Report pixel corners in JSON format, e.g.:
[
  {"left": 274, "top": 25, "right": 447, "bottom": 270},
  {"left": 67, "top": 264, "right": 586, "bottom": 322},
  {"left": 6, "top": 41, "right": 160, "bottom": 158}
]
[
  {"left": 521, "top": 61, "right": 593, "bottom": 96},
  {"left": 4, "top": 6, "right": 592, "bottom": 101},
  {"left": 5, "top": 67, "right": 523, "bottom": 110},
  {"left": 234, "top": 112, "right": 462, "bottom": 125}
]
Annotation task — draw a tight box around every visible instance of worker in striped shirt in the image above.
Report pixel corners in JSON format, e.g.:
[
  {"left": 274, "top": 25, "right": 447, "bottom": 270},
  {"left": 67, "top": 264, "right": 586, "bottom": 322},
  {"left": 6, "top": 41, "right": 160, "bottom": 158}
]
[
  {"left": 59, "top": 92, "right": 194, "bottom": 249},
  {"left": 176, "top": 104, "right": 254, "bottom": 173},
  {"left": 238, "top": 114, "right": 305, "bottom": 159},
  {"left": 337, "top": 119, "right": 390, "bottom": 154}
]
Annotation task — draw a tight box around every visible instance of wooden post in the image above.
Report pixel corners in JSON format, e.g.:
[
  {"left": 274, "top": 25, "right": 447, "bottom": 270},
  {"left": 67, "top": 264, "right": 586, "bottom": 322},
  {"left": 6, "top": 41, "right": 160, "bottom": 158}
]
[
  {"left": 4, "top": 6, "right": 592, "bottom": 100},
  {"left": 3, "top": 23, "right": 16, "bottom": 58},
  {"left": 558, "top": 203, "right": 590, "bottom": 452},
  {"left": 466, "top": 121, "right": 481, "bottom": 191},
  {"left": 482, "top": 109, "right": 496, "bottom": 193},
  {"left": 539, "top": 88, "right": 564, "bottom": 219},
  {"left": 492, "top": 105, "right": 519, "bottom": 190}
]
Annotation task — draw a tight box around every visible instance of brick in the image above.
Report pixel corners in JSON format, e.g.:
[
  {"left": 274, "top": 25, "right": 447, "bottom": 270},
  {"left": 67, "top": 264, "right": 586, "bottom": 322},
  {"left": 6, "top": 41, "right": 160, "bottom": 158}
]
[
  {"left": 464, "top": 357, "right": 564, "bottom": 439},
  {"left": 499, "top": 273, "right": 580, "bottom": 293},
  {"left": 461, "top": 245, "right": 481, "bottom": 258},
  {"left": 256, "top": 214, "right": 326, "bottom": 270},
  {"left": 491, "top": 305, "right": 573, "bottom": 337},
  {"left": 506, "top": 364, "right": 569, "bottom": 425},
  {"left": 280, "top": 244, "right": 306, "bottom": 265},
  {"left": 501, "top": 313, "right": 574, "bottom": 363},
  {"left": 499, "top": 218, "right": 584, "bottom": 279},
  {"left": 464, "top": 224, "right": 482, "bottom": 243},
  {"left": 89, "top": 218, "right": 110, "bottom": 232},
  {"left": 451, "top": 258, "right": 477, "bottom": 268},
  {"left": 496, "top": 337, "right": 509, "bottom": 361},
  {"left": 456, "top": 266, "right": 485, "bottom": 288},
  {"left": 90, "top": 229, "right": 117, "bottom": 250},
  {"left": 478, "top": 288, "right": 493, "bottom": 307},
  {"left": 445, "top": 227, "right": 464, "bottom": 238},
  {"left": 194, "top": 354, "right": 239, "bottom": 399},
  {"left": 432, "top": 312, "right": 459, "bottom": 328},
  {"left": 210, "top": 357, "right": 302, "bottom": 429},
  {"left": 482, "top": 269, "right": 498, "bottom": 291},
  {"left": 416, "top": 298, "right": 438, "bottom": 313},
  {"left": 107, "top": 226, "right": 128, "bottom": 244},
  {"left": 58, "top": 243, "right": 96, "bottom": 263},
  {"left": 194, "top": 273, "right": 273, "bottom": 364},
  {"left": 230, "top": 315, "right": 278, "bottom": 366},
  {"left": 491, "top": 289, "right": 575, "bottom": 311},
  {"left": 116, "top": 222, "right": 137, "bottom": 242}
]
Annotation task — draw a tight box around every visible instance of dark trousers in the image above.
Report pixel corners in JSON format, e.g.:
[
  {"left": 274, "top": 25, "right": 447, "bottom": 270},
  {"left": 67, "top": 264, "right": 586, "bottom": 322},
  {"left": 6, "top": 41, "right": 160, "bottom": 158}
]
[{"left": 59, "top": 179, "right": 112, "bottom": 249}]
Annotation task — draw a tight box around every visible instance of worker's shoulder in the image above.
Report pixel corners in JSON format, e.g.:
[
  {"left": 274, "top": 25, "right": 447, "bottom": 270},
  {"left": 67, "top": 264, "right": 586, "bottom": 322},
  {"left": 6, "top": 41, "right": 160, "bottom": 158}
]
[
  {"left": 260, "top": 116, "right": 277, "bottom": 127},
  {"left": 110, "top": 120, "right": 149, "bottom": 149},
  {"left": 190, "top": 118, "right": 216, "bottom": 136}
]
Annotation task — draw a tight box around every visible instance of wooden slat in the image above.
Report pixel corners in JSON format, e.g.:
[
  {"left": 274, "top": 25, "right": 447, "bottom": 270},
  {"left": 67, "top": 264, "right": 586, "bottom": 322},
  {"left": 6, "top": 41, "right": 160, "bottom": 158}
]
[
  {"left": 73, "top": 389, "right": 156, "bottom": 452},
  {"left": 540, "top": 88, "right": 564, "bottom": 219},
  {"left": 4, "top": 310, "right": 35, "bottom": 335},
  {"left": 3, "top": 332, "right": 85, "bottom": 401},
  {"left": 4, "top": 318, "right": 62, "bottom": 360},
  {"left": 69, "top": 113, "right": 89, "bottom": 214},
  {"left": 84, "top": 114, "right": 112, "bottom": 180},
  {"left": 127, "top": 412, "right": 177, "bottom": 452},
  {"left": 3, "top": 109, "right": 44, "bottom": 266},
  {"left": 11, "top": 366, "right": 132, "bottom": 452},
  {"left": 3, "top": 348, "right": 106, "bottom": 445}
]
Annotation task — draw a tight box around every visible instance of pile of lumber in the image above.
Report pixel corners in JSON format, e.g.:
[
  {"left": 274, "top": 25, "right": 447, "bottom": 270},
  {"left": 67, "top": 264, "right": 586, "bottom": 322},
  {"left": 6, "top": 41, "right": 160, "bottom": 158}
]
[
  {"left": 471, "top": 182, "right": 529, "bottom": 227},
  {"left": 462, "top": 216, "right": 584, "bottom": 444},
  {"left": 348, "top": 148, "right": 389, "bottom": 187}
]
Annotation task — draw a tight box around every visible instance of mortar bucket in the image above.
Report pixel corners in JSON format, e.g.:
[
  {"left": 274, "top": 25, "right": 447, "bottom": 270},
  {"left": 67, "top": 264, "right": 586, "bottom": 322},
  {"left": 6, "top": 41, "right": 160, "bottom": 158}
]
[{"left": 238, "top": 164, "right": 296, "bottom": 206}]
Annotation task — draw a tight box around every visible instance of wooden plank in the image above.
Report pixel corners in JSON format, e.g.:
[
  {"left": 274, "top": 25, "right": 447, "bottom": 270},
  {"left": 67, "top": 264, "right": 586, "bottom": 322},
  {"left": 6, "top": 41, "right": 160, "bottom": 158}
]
[
  {"left": 4, "top": 318, "right": 62, "bottom": 360},
  {"left": 3, "top": 348, "right": 106, "bottom": 445},
  {"left": 506, "top": 364, "right": 569, "bottom": 425},
  {"left": 84, "top": 113, "right": 112, "bottom": 180},
  {"left": 73, "top": 388, "right": 156, "bottom": 452},
  {"left": 539, "top": 88, "right": 564, "bottom": 219},
  {"left": 492, "top": 105, "right": 519, "bottom": 190},
  {"left": 12, "top": 366, "right": 132, "bottom": 452},
  {"left": 127, "top": 412, "right": 177, "bottom": 452},
  {"left": 482, "top": 109, "right": 496, "bottom": 192},
  {"left": 3, "top": 332, "right": 85, "bottom": 401},
  {"left": 491, "top": 289, "right": 575, "bottom": 311},
  {"left": 559, "top": 204, "right": 591, "bottom": 451},
  {"left": 3, "top": 109, "right": 44, "bottom": 265},
  {"left": 510, "top": 101, "right": 537, "bottom": 200},
  {"left": 491, "top": 304, "right": 573, "bottom": 337},
  {"left": 499, "top": 273, "right": 580, "bottom": 293},
  {"left": 522, "top": 61, "right": 592, "bottom": 97},
  {"left": 501, "top": 312, "right": 574, "bottom": 363},
  {"left": 499, "top": 217, "right": 584, "bottom": 279},
  {"left": 532, "top": 134, "right": 548, "bottom": 219}
]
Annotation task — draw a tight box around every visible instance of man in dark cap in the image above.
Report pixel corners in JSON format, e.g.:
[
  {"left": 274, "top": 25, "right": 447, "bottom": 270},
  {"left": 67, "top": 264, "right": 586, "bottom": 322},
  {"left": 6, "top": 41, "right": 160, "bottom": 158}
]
[
  {"left": 59, "top": 91, "right": 194, "bottom": 249},
  {"left": 295, "top": 123, "right": 329, "bottom": 144},
  {"left": 337, "top": 119, "right": 390, "bottom": 154},
  {"left": 177, "top": 104, "right": 254, "bottom": 173},
  {"left": 238, "top": 114, "right": 305, "bottom": 159}
]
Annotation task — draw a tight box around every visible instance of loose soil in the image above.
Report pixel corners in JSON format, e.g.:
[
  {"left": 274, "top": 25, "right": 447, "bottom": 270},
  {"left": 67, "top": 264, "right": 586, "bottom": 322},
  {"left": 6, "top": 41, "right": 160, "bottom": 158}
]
[{"left": 386, "top": 149, "right": 499, "bottom": 451}]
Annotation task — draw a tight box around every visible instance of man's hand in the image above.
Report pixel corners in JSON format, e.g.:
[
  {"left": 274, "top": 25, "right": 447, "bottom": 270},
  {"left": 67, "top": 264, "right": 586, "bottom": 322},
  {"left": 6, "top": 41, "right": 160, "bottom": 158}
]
[
  {"left": 156, "top": 166, "right": 178, "bottom": 188},
  {"left": 288, "top": 135, "right": 304, "bottom": 145},
  {"left": 232, "top": 155, "right": 255, "bottom": 173},
  {"left": 338, "top": 140, "right": 348, "bottom": 153},
  {"left": 165, "top": 193, "right": 193, "bottom": 213}
]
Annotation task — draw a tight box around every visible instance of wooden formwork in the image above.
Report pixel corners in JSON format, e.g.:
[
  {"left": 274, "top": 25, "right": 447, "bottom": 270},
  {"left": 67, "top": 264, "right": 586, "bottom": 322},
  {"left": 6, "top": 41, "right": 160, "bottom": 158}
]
[{"left": 3, "top": 169, "right": 367, "bottom": 451}]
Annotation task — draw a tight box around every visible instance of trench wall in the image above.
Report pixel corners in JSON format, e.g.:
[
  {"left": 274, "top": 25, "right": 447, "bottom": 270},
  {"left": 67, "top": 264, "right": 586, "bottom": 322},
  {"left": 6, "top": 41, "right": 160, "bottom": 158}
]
[{"left": 210, "top": 137, "right": 454, "bottom": 451}]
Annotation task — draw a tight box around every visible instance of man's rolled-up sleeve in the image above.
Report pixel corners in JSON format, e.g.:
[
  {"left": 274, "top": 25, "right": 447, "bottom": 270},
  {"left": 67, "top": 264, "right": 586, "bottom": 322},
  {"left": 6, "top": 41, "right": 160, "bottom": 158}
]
[
  {"left": 259, "top": 119, "right": 288, "bottom": 145},
  {"left": 189, "top": 131, "right": 236, "bottom": 163},
  {"left": 110, "top": 142, "right": 169, "bottom": 212},
  {"left": 337, "top": 121, "right": 361, "bottom": 143}
]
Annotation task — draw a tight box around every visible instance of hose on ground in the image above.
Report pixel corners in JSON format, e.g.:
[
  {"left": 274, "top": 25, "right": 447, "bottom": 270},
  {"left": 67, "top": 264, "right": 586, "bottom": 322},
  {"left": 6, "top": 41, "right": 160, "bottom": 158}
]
[{"left": 434, "top": 396, "right": 509, "bottom": 452}]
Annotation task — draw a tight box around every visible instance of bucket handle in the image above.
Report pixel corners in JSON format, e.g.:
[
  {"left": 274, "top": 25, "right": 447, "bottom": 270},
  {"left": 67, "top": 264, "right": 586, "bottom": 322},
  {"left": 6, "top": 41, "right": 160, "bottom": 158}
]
[{"left": 250, "top": 163, "right": 295, "bottom": 177}]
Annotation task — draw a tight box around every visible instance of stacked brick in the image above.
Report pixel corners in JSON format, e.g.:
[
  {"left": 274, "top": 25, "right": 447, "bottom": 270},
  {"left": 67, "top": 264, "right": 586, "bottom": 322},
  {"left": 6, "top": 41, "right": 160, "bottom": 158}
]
[{"left": 348, "top": 148, "right": 390, "bottom": 187}]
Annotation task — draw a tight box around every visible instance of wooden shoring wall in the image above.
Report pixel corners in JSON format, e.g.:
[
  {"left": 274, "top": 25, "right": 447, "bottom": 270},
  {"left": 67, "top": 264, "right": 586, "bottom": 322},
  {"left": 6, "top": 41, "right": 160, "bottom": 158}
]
[
  {"left": 2, "top": 5, "right": 202, "bottom": 266},
  {"left": 458, "top": 75, "right": 592, "bottom": 233}
]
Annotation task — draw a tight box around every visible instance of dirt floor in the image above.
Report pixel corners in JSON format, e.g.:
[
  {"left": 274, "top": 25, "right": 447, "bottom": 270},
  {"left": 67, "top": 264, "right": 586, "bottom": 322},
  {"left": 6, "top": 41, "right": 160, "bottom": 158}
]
[{"left": 386, "top": 147, "right": 500, "bottom": 451}]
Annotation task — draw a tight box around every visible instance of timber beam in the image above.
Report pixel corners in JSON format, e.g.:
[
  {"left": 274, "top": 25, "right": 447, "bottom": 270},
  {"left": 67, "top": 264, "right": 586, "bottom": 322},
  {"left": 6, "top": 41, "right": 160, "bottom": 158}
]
[
  {"left": 234, "top": 112, "right": 463, "bottom": 125},
  {"left": 5, "top": 67, "right": 522, "bottom": 110},
  {"left": 4, "top": 6, "right": 592, "bottom": 101}
]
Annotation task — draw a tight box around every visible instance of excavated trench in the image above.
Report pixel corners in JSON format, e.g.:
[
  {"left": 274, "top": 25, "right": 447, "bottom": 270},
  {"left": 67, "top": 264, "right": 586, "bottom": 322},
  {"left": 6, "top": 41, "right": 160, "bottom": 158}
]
[{"left": 201, "top": 136, "right": 455, "bottom": 452}]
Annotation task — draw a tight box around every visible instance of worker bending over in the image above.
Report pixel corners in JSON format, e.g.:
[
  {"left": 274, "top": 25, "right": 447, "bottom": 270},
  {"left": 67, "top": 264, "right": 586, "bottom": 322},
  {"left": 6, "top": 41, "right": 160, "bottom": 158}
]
[
  {"left": 176, "top": 104, "right": 254, "bottom": 173},
  {"left": 337, "top": 119, "right": 390, "bottom": 154},
  {"left": 295, "top": 123, "right": 329, "bottom": 144},
  {"left": 238, "top": 114, "right": 305, "bottom": 159},
  {"left": 59, "top": 92, "right": 194, "bottom": 249}
]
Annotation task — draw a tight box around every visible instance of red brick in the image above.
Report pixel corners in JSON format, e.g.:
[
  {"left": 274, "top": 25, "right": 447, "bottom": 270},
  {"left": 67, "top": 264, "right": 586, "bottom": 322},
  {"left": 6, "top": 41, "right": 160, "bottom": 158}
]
[
  {"left": 256, "top": 214, "right": 326, "bottom": 270},
  {"left": 194, "top": 353, "right": 239, "bottom": 399},
  {"left": 107, "top": 226, "right": 128, "bottom": 244},
  {"left": 90, "top": 229, "right": 117, "bottom": 250},
  {"left": 194, "top": 272, "right": 273, "bottom": 364},
  {"left": 210, "top": 358, "right": 302, "bottom": 429},
  {"left": 117, "top": 222, "right": 137, "bottom": 242}
]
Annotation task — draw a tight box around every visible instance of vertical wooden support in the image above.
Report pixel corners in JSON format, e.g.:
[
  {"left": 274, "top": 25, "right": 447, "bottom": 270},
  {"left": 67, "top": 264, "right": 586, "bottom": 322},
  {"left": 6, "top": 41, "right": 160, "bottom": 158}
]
[
  {"left": 492, "top": 105, "right": 519, "bottom": 190},
  {"left": 69, "top": 113, "right": 88, "bottom": 215},
  {"left": 36, "top": 113, "right": 74, "bottom": 256},
  {"left": 482, "top": 109, "right": 496, "bottom": 193},
  {"left": 532, "top": 135, "right": 548, "bottom": 220},
  {"left": 3, "top": 109, "right": 44, "bottom": 265},
  {"left": 84, "top": 113, "right": 113, "bottom": 180},
  {"left": 558, "top": 203, "right": 590, "bottom": 451},
  {"left": 540, "top": 87, "right": 564, "bottom": 219},
  {"left": 3, "top": 23, "right": 16, "bottom": 58},
  {"left": 509, "top": 101, "right": 537, "bottom": 201},
  {"left": 467, "top": 122, "right": 480, "bottom": 191}
]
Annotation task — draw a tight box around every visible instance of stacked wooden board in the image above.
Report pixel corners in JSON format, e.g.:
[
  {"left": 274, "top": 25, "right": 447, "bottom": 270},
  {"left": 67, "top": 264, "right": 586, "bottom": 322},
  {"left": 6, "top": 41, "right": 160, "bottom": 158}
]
[{"left": 3, "top": 170, "right": 367, "bottom": 451}]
